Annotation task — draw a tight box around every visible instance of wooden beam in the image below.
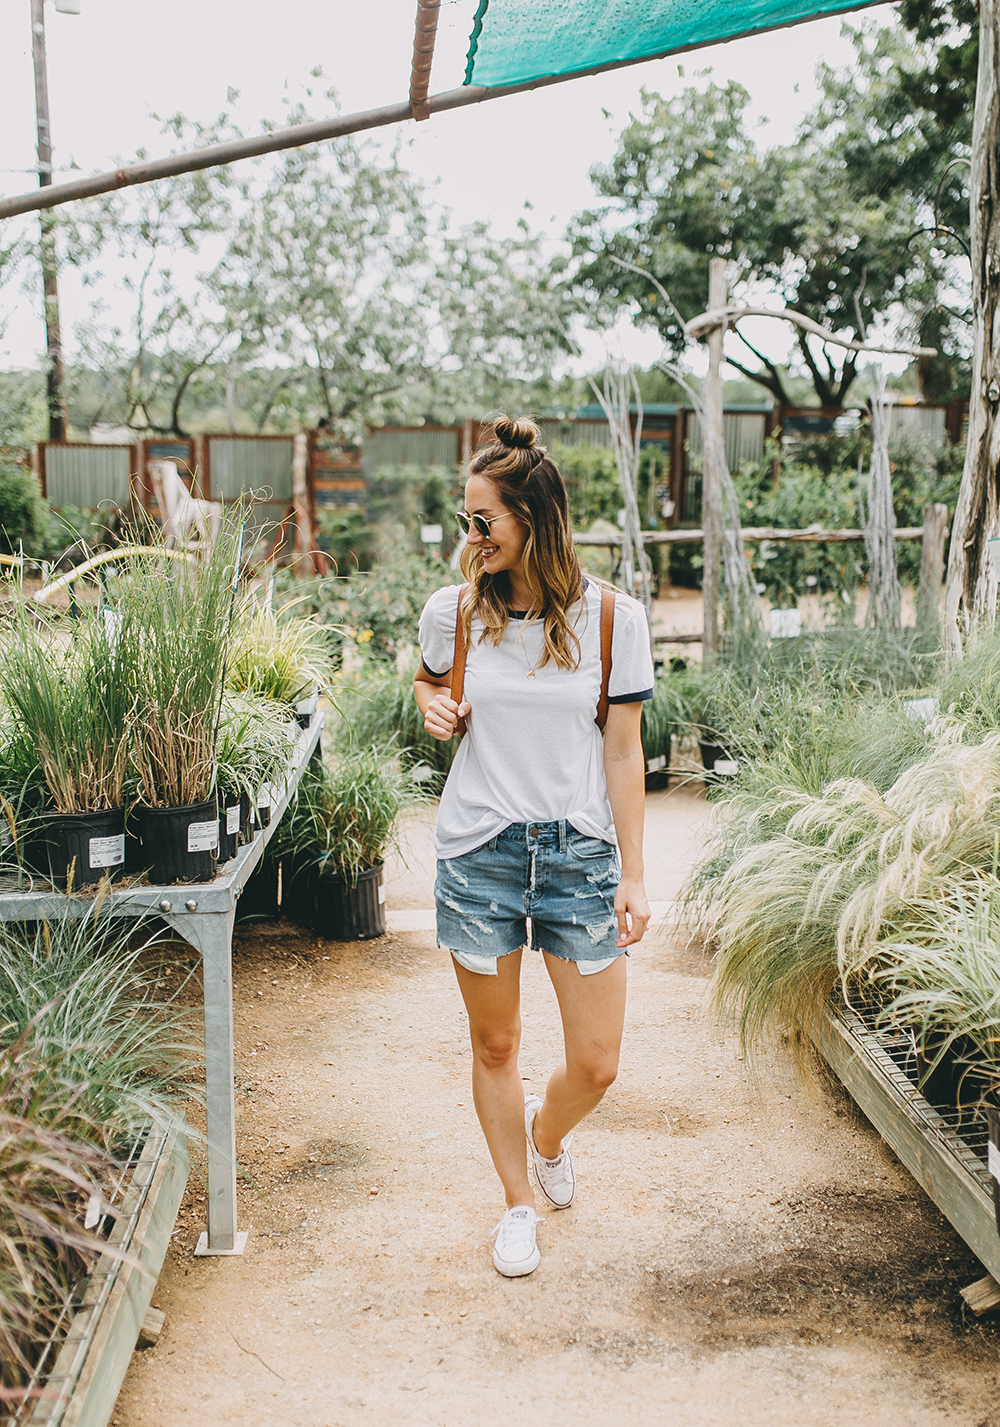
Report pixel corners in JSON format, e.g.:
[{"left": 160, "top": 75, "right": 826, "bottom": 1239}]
[
  {"left": 573, "top": 526, "right": 925, "bottom": 547},
  {"left": 812, "top": 1012, "right": 1000, "bottom": 1284},
  {"left": 409, "top": 0, "right": 441, "bottom": 121}
]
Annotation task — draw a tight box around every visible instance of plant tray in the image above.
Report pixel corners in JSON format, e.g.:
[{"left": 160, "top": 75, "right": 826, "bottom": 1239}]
[
  {"left": 13, "top": 1120, "right": 188, "bottom": 1427},
  {"left": 812, "top": 1007, "right": 1000, "bottom": 1281}
]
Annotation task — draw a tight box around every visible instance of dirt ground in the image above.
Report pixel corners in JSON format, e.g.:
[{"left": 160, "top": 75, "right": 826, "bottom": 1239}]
[{"left": 116, "top": 783, "right": 1000, "bottom": 1427}]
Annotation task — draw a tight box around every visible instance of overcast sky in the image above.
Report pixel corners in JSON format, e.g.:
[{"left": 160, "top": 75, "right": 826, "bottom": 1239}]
[{"left": 0, "top": 0, "right": 897, "bottom": 375}]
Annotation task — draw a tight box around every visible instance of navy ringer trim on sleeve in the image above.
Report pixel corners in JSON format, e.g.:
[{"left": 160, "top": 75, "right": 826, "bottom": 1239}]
[
  {"left": 608, "top": 688, "right": 654, "bottom": 704},
  {"left": 421, "top": 657, "right": 449, "bottom": 679}
]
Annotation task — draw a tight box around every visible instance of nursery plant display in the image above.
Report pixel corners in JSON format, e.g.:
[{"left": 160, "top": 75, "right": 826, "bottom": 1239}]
[
  {"left": 0, "top": 600, "right": 135, "bottom": 889},
  {"left": 0, "top": 909, "right": 196, "bottom": 1403},
  {"left": 270, "top": 745, "right": 425, "bottom": 939},
  {"left": 688, "top": 628, "right": 1000, "bottom": 1105},
  {"left": 226, "top": 597, "right": 333, "bottom": 709}
]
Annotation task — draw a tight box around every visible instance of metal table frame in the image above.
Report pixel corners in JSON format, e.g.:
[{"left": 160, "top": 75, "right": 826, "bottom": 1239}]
[{"left": 0, "top": 712, "right": 324, "bottom": 1256}]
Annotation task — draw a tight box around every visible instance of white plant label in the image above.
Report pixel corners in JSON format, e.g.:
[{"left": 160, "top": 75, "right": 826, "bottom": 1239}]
[
  {"left": 226, "top": 805, "right": 241, "bottom": 835},
  {"left": 84, "top": 1194, "right": 101, "bottom": 1229},
  {"left": 378, "top": 883, "right": 386, "bottom": 904},
  {"left": 89, "top": 834, "right": 125, "bottom": 869},
  {"left": 989, "top": 1140, "right": 1000, "bottom": 1184},
  {"left": 187, "top": 820, "right": 219, "bottom": 853},
  {"left": 714, "top": 759, "right": 739, "bottom": 776},
  {"left": 645, "top": 754, "right": 667, "bottom": 773}
]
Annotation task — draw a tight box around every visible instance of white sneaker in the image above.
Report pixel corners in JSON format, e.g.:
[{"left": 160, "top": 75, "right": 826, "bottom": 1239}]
[
  {"left": 493, "top": 1206, "right": 540, "bottom": 1277},
  {"left": 524, "top": 1094, "right": 576, "bottom": 1209}
]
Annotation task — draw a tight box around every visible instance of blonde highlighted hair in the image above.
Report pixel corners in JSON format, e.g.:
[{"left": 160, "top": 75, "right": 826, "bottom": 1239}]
[{"left": 459, "top": 415, "right": 584, "bottom": 670}]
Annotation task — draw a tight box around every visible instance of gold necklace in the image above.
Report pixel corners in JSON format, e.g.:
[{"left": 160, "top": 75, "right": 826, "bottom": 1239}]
[{"left": 513, "top": 617, "right": 541, "bottom": 679}]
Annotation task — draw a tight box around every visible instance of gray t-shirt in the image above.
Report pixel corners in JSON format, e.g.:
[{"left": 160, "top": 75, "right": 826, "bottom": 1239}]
[{"left": 419, "top": 581, "right": 654, "bottom": 860}]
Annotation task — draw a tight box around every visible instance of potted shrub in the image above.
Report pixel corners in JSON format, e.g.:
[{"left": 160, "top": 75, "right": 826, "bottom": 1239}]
[
  {"left": 215, "top": 691, "right": 296, "bottom": 862},
  {"left": 124, "top": 538, "right": 238, "bottom": 884},
  {"left": 226, "top": 598, "right": 332, "bottom": 726},
  {"left": 271, "top": 746, "right": 424, "bottom": 939},
  {"left": 1, "top": 604, "right": 133, "bottom": 889}
]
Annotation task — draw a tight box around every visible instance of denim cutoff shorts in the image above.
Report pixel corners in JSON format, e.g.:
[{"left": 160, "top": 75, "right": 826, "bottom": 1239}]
[{"left": 435, "top": 820, "right": 622, "bottom": 968}]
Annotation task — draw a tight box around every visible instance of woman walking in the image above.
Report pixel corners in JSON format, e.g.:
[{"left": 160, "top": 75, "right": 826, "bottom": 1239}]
[{"left": 414, "top": 416, "right": 653, "bottom": 1277}]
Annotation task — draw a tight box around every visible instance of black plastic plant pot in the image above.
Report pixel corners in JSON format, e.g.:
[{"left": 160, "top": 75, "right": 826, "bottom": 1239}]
[
  {"left": 315, "top": 862, "right": 386, "bottom": 941},
  {"left": 136, "top": 798, "right": 219, "bottom": 885},
  {"left": 295, "top": 689, "right": 319, "bottom": 729},
  {"left": 238, "top": 789, "right": 253, "bottom": 845},
  {"left": 256, "top": 787, "right": 272, "bottom": 830},
  {"left": 699, "top": 738, "right": 738, "bottom": 783},
  {"left": 217, "top": 788, "right": 242, "bottom": 865},
  {"left": 644, "top": 735, "right": 671, "bottom": 792},
  {"left": 123, "top": 805, "right": 146, "bottom": 875},
  {"left": 237, "top": 856, "right": 279, "bottom": 921},
  {"left": 280, "top": 852, "right": 320, "bottom": 924},
  {"left": 40, "top": 807, "right": 126, "bottom": 890}
]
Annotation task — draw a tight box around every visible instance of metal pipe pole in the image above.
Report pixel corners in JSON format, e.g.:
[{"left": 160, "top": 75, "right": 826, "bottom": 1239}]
[{"left": 30, "top": 0, "right": 66, "bottom": 441}]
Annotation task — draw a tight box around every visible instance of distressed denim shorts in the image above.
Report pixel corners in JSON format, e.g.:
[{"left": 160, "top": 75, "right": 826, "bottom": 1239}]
[{"left": 435, "top": 820, "right": 623, "bottom": 971}]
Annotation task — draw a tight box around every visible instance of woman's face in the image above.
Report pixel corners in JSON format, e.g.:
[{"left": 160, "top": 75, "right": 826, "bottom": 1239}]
[{"left": 464, "top": 475, "right": 529, "bottom": 578}]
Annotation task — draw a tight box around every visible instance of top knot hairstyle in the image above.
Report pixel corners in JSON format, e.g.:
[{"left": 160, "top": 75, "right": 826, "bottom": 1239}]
[{"left": 459, "top": 415, "right": 585, "bottom": 671}]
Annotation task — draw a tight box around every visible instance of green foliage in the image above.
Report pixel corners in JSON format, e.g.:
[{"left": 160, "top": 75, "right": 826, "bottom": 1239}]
[
  {"left": 723, "top": 431, "right": 965, "bottom": 604},
  {"left": 0, "top": 910, "right": 197, "bottom": 1394},
  {"left": 552, "top": 442, "right": 622, "bottom": 529},
  {"left": 0, "top": 601, "right": 135, "bottom": 813},
  {"left": 284, "top": 551, "right": 454, "bottom": 664},
  {"left": 316, "top": 509, "right": 380, "bottom": 573},
  {"left": 119, "top": 528, "right": 241, "bottom": 807},
  {"left": 227, "top": 598, "right": 333, "bottom": 705},
  {"left": 571, "top": 21, "right": 972, "bottom": 406},
  {"left": 0, "top": 466, "right": 49, "bottom": 556},
  {"left": 271, "top": 747, "right": 425, "bottom": 883},
  {"left": 334, "top": 662, "right": 457, "bottom": 784},
  {"left": 215, "top": 691, "right": 296, "bottom": 808}
]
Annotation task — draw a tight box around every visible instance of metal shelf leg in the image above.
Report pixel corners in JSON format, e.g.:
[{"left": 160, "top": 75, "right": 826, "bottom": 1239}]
[{"left": 165, "top": 906, "right": 246, "bottom": 1256}]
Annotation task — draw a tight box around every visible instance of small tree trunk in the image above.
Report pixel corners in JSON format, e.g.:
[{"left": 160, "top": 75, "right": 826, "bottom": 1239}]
[
  {"left": 944, "top": 0, "right": 1000, "bottom": 649},
  {"left": 291, "top": 432, "right": 314, "bottom": 576},
  {"left": 701, "top": 257, "right": 728, "bottom": 662},
  {"left": 917, "top": 502, "right": 950, "bottom": 640}
]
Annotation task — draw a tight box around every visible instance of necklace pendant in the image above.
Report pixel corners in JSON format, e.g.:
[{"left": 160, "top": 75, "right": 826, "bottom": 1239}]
[{"left": 527, "top": 669, "right": 536, "bottom": 679}]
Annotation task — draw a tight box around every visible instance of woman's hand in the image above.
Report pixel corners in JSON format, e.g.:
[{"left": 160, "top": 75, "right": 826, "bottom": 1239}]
[
  {"left": 614, "top": 874, "right": 650, "bottom": 947},
  {"left": 423, "top": 691, "right": 471, "bottom": 741}
]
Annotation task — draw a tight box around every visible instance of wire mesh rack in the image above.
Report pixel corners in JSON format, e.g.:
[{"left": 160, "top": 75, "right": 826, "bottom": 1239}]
[{"left": 839, "top": 991, "right": 996, "bottom": 1205}]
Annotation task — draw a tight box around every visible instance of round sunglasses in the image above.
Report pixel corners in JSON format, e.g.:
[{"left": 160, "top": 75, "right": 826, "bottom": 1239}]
[{"left": 454, "top": 510, "right": 517, "bottom": 539}]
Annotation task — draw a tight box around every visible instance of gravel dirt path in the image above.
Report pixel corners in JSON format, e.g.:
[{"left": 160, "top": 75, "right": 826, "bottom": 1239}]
[{"left": 116, "top": 785, "right": 1000, "bottom": 1426}]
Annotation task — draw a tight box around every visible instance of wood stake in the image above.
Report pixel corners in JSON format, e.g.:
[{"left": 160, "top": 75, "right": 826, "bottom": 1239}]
[{"left": 960, "top": 1274, "right": 1000, "bottom": 1315}]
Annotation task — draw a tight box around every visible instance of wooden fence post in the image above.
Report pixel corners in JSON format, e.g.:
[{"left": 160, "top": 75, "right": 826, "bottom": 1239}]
[
  {"left": 944, "top": 0, "right": 1000, "bottom": 649},
  {"left": 291, "top": 432, "right": 313, "bottom": 576},
  {"left": 701, "top": 257, "right": 728, "bottom": 662},
  {"left": 917, "top": 503, "right": 950, "bottom": 640}
]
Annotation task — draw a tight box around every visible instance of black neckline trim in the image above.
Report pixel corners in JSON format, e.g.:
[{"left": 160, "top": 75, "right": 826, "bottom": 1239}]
[{"left": 507, "top": 578, "right": 590, "bottom": 620}]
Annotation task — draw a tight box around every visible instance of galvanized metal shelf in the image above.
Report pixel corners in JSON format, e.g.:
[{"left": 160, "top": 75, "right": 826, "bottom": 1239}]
[
  {"left": 0, "top": 712, "right": 323, "bottom": 1256},
  {"left": 813, "top": 1006, "right": 1000, "bottom": 1281}
]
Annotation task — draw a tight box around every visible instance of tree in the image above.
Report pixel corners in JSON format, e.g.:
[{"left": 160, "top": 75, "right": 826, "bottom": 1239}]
[
  {"left": 570, "top": 22, "right": 973, "bottom": 407},
  {"left": 64, "top": 112, "right": 239, "bottom": 436},
  {"left": 428, "top": 219, "right": 579, "bottom": 419},
  {"left": 207, "top": 121, "right": 434, "bottom": 440}
]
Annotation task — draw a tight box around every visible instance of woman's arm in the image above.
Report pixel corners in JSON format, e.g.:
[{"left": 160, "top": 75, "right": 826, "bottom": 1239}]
[
  {"left": 603, "top": 701, "right": 650, "bottom": 947},
  {"left": 414, "top": 665, "right": 471, "bottom": 741}
]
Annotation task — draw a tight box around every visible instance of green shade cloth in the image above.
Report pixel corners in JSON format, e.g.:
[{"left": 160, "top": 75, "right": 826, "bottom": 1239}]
[{"left": 464, "top": 0, "right": 880, "bottom": 88}]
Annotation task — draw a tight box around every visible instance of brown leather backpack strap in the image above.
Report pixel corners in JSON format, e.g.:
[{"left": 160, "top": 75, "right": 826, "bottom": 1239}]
[
  {"left": 451, "top": 585, "right": 469, "bottom": 737},
  {"left": 596, "top": 587, "right": 615, "bottom": 731}
]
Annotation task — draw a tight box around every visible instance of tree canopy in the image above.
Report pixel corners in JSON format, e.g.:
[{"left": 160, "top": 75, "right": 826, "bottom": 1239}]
[{"left": 570, "top": 18, "right": 973, "bottom": 407}]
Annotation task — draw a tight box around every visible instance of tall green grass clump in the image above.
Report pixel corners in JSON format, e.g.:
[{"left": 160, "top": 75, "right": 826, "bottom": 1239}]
[
  {"left": 0, "top": 907, "right": 198, "bottom": 1396},
  {"left": 272, "top": 746, "right": 426, "bottom": 884},
  {"left": 227, "top": 597, "right": 333, "bottom": 706},
  {"left": 0, "top": 600, "right": 135, "bottom": 814},
  {"left": 119, "top": 524, "right": 243, "bottom": 808},
  {"left": 334, "top": 662, "right": 457, "bottom": 782}
]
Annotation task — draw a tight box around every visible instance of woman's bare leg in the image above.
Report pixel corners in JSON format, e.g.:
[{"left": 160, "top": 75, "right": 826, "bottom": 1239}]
[
  {"left": 531, "top": 953, "right": 627, "bottom": 1159},
  {"left": 452, "top": 948, "right": 535, "bottom": 1208}
]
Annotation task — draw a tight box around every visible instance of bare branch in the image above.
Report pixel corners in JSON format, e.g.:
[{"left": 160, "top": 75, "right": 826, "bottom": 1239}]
[{"left": 686, "top": 304, "right": 936, "bottom": 358}]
